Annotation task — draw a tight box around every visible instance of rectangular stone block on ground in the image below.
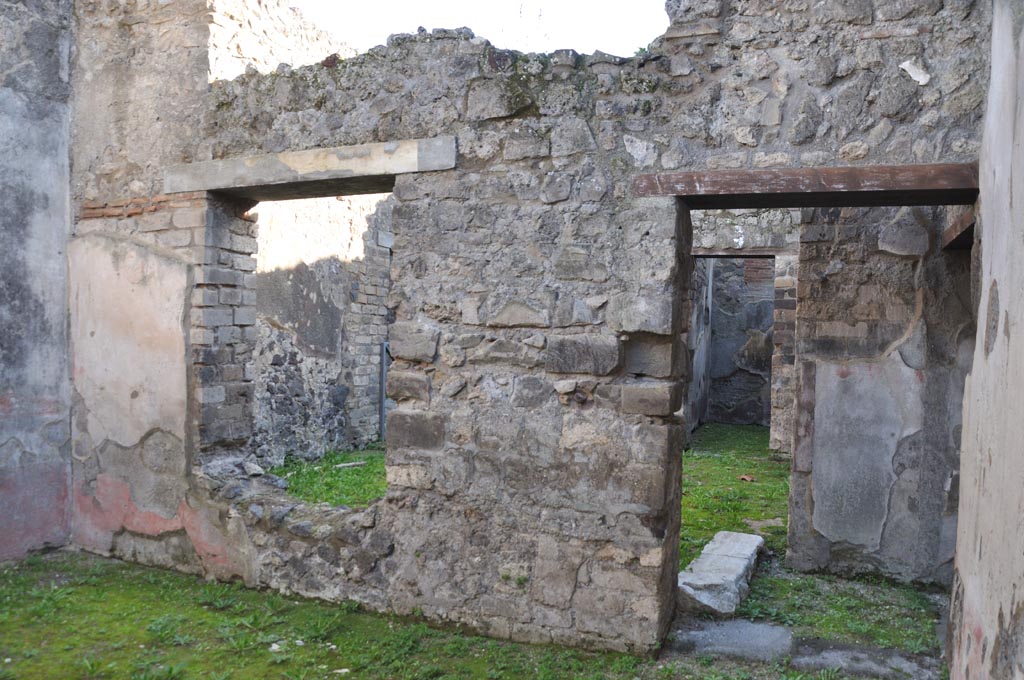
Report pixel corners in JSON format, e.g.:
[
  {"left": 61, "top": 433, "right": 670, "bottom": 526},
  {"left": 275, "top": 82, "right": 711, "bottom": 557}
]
[{"left": 677, "top": 531, "right": 764, "bottom": 616}]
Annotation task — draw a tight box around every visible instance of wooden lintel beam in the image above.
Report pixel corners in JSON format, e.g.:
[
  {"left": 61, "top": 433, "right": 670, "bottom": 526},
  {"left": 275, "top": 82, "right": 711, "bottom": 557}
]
[
  {"left": 691, "top": 247, "right": 790, "bottom": 258},
  {"left": 634, "top": 163, "right": 979, "bottom": 208}
]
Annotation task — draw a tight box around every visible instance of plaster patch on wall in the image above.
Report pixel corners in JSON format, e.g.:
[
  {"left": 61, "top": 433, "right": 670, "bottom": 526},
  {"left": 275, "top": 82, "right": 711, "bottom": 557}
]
[
  {"left": 811, "top": 353, "right": 924, "bottom": 551},
  {"left": 69, "top": 235, "right": 188, "bottom": 447}
]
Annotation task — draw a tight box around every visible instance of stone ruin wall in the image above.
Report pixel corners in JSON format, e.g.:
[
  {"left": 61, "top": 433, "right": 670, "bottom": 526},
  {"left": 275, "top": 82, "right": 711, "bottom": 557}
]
[
  {"left": 208, "top": 0, "right": 355, "bottom": 81},
  {"left": 51, "top": 0, "right": 992, "bottom": 654},
  {"left": 250, "top": 195, "right": 392, "bottom": 468},
  {"left": 705, "top": 257, "right": 775, "bottom": 427},
  {"left": 788, "top": 202, "right": 974, "bottom": 584},
  {"left": 0, "top": 0, "right": 73, "bottom": 560}
]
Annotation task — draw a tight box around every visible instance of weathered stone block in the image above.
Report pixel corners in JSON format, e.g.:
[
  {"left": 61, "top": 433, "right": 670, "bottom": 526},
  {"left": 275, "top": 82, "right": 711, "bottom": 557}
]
[
  {"left": 468, "top": 338, "right": 540, "bottom": 367},
  {"left": 386, "top": 464, "right": 435, "bottom": 489},
  {"left": 550, "top": 117, "right": 596, "bottom": 156},
  {"left": 609, "top": 293, "right": 676, "bottom": 336},
  {"left": 544, "top": 335, "right": 621, "bottom": 375},
  {"left": 386, "top": 370, "right": 430, "bottom": 402},
  {"left": 487, "top": 300, "right": 550, "bottom": 328},
  {"left": 466, "top": 79, "right": 532, "bottom": 121},
  {"left": 878, "top": 207, "right": 930, "bottom": 257},
  {"left": 386, "top": 410, "right": 445, "bottom": 450},
  {"left": 621, "top": 382, "right": 682, "bottom": 416},
  {"left": 677, "top": 531, "right": 764, "bottom": 615},
  {"left": 389, "top": 321, "right": 439, "bottom": 363},
  {"left": 511, "top": 375, "right": 553, "bottom": 407},
  {"left": 623, "top": 334, "right": 678, "bottom": 377},
  {"left": 540, "top": 173, "right": 572, "bottom": 204}
]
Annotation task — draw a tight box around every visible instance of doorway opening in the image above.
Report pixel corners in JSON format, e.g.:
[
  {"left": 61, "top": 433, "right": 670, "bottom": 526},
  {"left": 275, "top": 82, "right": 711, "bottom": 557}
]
[
  {"left": 648, "top": 162, "right": 979, "bottom": 668},
  {"left": 244, "top": 193, "right": 394, "bottom": 508}
]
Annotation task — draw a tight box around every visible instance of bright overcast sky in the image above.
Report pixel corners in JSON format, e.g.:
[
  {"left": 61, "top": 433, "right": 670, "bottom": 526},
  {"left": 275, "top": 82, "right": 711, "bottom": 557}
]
[{"left": 290, "top": 1, "right": 669, "bottom": 57}]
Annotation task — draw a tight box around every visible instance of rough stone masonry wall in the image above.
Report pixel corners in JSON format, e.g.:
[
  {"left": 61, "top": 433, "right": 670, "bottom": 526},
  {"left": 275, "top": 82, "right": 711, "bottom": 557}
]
[
  {"left": 0, "top": 0, "right": 73, "bottom": 561},
  {"left": 705, "top": 258, "right": 774, "bottom": 426},
  {"left": 250, "top": 195, "right": 392, "bottom": 467},
  {"left": 64, "top": 0, "right": 991, "bottom": 654},
  {"left": 949, "top": 1, "right": 1024, "bottom": 676},
  {"left": 209, "top": 0, "right": 355, "bottom": 81}
]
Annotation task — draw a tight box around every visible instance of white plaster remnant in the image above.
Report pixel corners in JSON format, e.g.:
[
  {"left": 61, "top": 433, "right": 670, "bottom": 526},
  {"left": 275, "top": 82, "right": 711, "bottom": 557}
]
[
  {"left": 624, "top": 135, "right": 658, "bottom": 167},
  {"left": 899, "top": 60, "right": 931, "bottom": 86}
]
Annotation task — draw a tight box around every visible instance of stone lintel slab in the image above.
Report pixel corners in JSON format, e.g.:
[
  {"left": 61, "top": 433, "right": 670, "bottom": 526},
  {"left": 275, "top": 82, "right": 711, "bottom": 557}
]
[{"left": 164, "top": 137, "right": 457, "bottom": 200}]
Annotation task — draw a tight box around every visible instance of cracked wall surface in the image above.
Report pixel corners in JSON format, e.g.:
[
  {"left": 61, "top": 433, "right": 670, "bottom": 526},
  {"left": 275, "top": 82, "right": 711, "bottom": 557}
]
[
  {"left": 53, "top": 0, "right": 991, "bottom": 655},
  {"left": 949, "top": 0, "right": 1024, "bottom": 676},
  {"left": 0, "top": 0, "right": 72, "bottom": 560}
]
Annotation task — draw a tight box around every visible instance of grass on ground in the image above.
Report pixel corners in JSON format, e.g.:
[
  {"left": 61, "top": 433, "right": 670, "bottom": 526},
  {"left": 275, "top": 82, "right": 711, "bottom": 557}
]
[
  {"left": 684, "top": 423, "right": 943, "bottom": 656},
  {"left": 270, "top": 442, "right": 387, "bottom": 508},
  {"left": 738, "top": 563, "right": 942, "bottom": 654},
  {"left": 680, "top": 424, "right": 790, "bottom": 567},
  {"left": 0, "top": 551, "right": 849, "bottom": 680}
]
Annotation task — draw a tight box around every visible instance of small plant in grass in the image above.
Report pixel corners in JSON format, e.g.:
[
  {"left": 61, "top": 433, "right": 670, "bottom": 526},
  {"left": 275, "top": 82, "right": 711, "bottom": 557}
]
[
  {"left": 301, "top": 613, "right": 344, "bottom": 642},
  {"left": 271, "top": 442, "right": 387, "bottom": 507},
  {"left": 197, "top": 583, "right": 239, "bottom": 611}
]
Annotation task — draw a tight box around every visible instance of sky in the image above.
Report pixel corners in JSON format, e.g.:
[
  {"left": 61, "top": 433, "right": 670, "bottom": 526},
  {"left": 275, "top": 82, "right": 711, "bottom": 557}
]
[{"left": 289, "top": 1, "right": 669, "bottom": 57}]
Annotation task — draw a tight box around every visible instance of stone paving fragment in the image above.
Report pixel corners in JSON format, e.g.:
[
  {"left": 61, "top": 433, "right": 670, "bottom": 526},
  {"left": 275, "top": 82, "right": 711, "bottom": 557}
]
[
  {"left": 666, "top": 619, "right": 794, "bottom": 662},
  {"left": 677, "top": 531, "right": 764, "bottom": 615}
]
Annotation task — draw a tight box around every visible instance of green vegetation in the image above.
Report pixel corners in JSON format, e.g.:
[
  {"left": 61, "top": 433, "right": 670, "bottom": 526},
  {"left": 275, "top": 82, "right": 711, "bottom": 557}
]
[
  {"left": 684, "top": 424, "right": 943, "bottom": 656},
  {"left": 738, "top": 567, "right": 941, "bottom": 654},
  {"left": 680, "top": 424, "right": 790, "bottom": 567},
  {"left": 0, "top": 425, "right": 934, "bottom": 678},
  {"left": 0, "top": 552, "right": 633, "bottom": 680},
  {"left": 0, "top": 552, "right": 850, "bottom": 679},
  {"left": 271, "top": 442, "right": 387, "bottom": 508}
]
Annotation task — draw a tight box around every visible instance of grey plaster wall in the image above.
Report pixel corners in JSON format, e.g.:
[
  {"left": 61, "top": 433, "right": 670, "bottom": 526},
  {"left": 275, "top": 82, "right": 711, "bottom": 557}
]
[
  {"left": 706, "top": 258, "right": 774, "bottom": 426},
  {"left": 682, "top": 258, "right": 712, "bottom": 433},
  {"left": 949, "top": 1, "right": 1024, "bottom": 676},
  {"left": 0, "top": 0, "right": 72, "bottom": 560}
]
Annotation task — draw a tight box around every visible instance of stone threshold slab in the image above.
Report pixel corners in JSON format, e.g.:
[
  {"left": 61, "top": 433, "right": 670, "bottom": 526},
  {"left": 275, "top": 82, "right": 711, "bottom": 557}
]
[
  {"left": 664, "top": 620, "right": 943, "bottom": 678},
  {"left": 677, "top": 530, "right": 764, "bottom": 615},
  {"left": 164, "top": 137, "right": 456, "bottom": 201}
]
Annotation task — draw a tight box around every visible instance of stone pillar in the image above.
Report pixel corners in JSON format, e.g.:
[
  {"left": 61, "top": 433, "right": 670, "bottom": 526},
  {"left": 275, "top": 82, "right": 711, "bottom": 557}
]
[{"left": 770, "top": 254, "right": 798, "bottom": 452}]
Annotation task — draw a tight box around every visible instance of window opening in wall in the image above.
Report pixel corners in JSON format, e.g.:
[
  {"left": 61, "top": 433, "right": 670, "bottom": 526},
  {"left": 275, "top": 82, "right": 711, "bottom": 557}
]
[{"left": 245, "top": 193, "right": 395, "bottom": 509}]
